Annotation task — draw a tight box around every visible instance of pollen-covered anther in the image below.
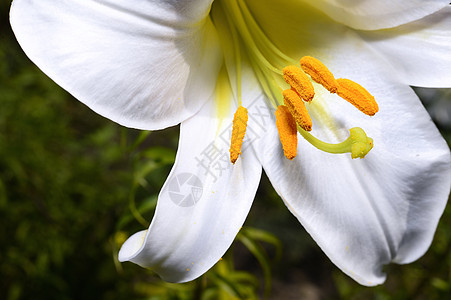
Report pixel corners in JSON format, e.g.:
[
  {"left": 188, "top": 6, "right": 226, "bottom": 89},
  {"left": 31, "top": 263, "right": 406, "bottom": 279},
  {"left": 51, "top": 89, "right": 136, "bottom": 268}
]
[
  {"left": 336, "top": 78, "right": 379, "bottom": 116},
  {"left": 282, "top": 89, "right": 312, "bottom": 132},
  {"left": 229, "top": 105, "right": 248, "bottom": 164},
  {"left": 300, "top": 56, "right": 339, "bottom": 93},
  {"left": 275, "top": 105, "right": 298, "bottom": 160},
  {"left": 282, "top": 65, "right": 315, "bottom": 102}
]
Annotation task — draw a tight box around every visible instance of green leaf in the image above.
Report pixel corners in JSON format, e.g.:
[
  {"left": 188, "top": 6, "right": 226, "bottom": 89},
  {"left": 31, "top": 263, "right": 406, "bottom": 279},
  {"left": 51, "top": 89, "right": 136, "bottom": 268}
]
[{"left": 237, "top": 231, "right": 272, "bottom": 298}]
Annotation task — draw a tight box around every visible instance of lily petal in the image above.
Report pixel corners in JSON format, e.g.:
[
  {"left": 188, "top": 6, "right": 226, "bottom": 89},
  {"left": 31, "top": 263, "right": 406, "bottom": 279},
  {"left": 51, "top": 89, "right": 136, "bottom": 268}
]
[
  {"left": 119, "top": 95, "right": 262, "bottom": 282},
  {"left": 254, "top": 37, "right": 450, "bottom": 285},
  {"left": 360, "top": 6, "right": 451, "bottom": 87},
  {"left": 304, "top": 0, "right": 450, "bottom": 30},
  {"left": 10, "top": 0, "right": 221, "bottom": 130}
]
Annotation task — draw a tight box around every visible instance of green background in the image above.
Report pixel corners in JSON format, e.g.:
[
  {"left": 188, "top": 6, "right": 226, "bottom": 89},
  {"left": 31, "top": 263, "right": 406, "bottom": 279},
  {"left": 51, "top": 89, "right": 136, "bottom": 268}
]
[{"left": 1, "top": 1, "right": 451, "bottom": 299}]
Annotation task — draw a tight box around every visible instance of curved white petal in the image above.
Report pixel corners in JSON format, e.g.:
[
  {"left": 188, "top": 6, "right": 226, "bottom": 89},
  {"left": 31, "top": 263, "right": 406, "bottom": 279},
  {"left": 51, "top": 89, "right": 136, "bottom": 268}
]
[
  {"left": 304, "top": 0, "right": 450, "bottom": 30},
  {"left": 254, "top": 34, "right": 450, "bottom": 285},
  {"left": 119, "top": 94, "right": 262, "bottom": 282},
  {"left": 360, "top": 6, "right": 451, "bottom": 88},
  {"left": 10, "top": 0, "right": 221, "bottom": 130}
]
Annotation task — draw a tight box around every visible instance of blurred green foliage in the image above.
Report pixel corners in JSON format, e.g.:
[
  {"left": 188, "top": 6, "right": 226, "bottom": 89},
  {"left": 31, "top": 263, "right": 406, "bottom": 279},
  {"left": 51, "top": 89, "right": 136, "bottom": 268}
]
[{"left": 1, "top": 1, "right": 451, "bottom": 299}]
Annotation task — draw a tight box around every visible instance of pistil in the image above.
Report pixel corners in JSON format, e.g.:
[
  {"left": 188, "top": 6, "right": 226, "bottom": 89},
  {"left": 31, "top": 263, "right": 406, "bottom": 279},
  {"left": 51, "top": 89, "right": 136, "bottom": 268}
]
[{"left": 298, "top": 127, "right": 373, "bottom": 159}]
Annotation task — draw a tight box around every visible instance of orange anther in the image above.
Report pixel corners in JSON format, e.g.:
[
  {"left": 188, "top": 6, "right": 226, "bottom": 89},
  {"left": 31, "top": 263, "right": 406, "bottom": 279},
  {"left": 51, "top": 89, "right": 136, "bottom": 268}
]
[
  {"left": 229, "top": 105, "right": 248, "bottom": 164},
  {"left": 300, "top": 56, "right": 339, "bottom": 93},
  {"left": 283, "top": 89, "right": 312, "bottom": 131},
  {"left": 283, "top": 65, "right": 315, "bottom": 102},
  {"left": 275, "top": 105, "right": 298, "bottom": 160},
  {"left": 336, "top": 78, "right": 379, "bottom": 116}
]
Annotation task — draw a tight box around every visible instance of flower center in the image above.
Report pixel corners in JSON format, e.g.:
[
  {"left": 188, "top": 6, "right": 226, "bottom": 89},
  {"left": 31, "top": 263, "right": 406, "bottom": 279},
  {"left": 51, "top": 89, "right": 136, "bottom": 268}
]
[{"left": 210, "top": 0, "right": 378, "bottom": 163}]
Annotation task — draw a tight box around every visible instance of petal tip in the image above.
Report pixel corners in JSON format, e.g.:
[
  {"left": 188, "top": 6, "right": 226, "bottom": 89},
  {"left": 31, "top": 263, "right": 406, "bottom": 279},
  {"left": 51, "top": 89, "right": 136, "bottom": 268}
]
[{"left": 118, "top": 230, "right": 147, "bottom": 262}]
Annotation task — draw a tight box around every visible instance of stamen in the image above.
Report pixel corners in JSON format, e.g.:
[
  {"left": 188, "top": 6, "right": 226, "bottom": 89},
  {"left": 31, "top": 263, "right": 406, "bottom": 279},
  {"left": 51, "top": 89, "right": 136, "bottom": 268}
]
[
  {"left": 300, "top": 56, "right": 339, "bottom": 93},
  {"left": 282, "top": 89, "right": 312, "bottom": 131},
  {"left": 229, "top": 105, "right": 248, "bottom": 164},
  {"left": 336, "top": 78, "right": 379, "bottom": 116},
  {"left": 282, "top": 66, "right": 315, "bottom": 102},
  {"left": 275, "top": 105, "right": 298, "bottom": 160}
]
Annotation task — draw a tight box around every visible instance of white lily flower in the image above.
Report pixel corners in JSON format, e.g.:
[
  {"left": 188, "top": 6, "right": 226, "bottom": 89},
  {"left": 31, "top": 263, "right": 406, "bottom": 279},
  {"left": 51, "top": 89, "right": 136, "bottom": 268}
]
[{"left": 10, "top": 0, "right": 451, "bottom": 286}]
